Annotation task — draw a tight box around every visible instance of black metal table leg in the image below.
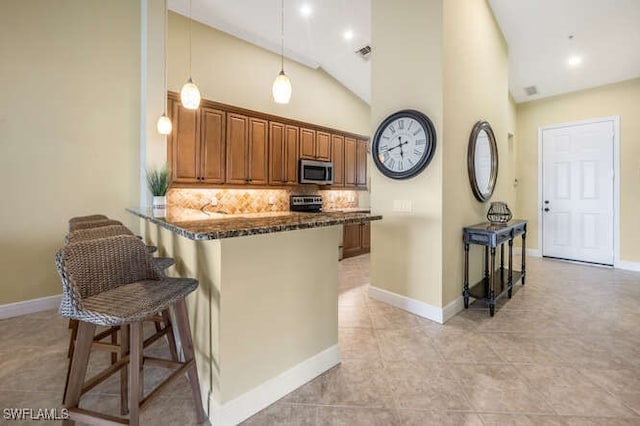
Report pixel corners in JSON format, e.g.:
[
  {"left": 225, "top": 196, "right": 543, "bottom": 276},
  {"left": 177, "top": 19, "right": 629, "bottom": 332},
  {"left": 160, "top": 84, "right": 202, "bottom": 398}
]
[
  {"left": 508, "top": 237, "right": 513, "bottom": 298},
  {"left": 521, "top": 225, "right": 527, "bottom": 285},
  {"left": 463, "top": 243, "right": 470, "bottom": 309},
  {"left": 489, "top": 247, "right": 496, "bottom": 316},
  {"left": 500, "top": 243, "right": 505, "bottom": 291}
]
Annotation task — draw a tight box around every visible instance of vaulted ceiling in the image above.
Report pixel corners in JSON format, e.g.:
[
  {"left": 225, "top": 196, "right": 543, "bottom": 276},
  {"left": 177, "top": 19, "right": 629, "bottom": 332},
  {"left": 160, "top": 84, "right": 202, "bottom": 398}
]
[{"left": 169, "top": 0, "right": 640, "bottom": 104}]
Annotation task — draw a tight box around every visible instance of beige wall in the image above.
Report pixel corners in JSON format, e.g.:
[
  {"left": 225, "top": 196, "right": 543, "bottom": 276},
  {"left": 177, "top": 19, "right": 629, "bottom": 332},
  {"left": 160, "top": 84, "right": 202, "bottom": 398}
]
[
  {"left": 516, "top": 78, "right": 640, "bottom": 263},
  {"left": 370, "top": 0, "right": 444, "bottom": 307},
  {"left": 0, "top": 1, "right": 141, "bottom": 305},
  {"left": 167, "top": 12, "right": 370, "bottom": 137},
  {"left": 442, "top": 0, "right": 513, "bottom": 305}
]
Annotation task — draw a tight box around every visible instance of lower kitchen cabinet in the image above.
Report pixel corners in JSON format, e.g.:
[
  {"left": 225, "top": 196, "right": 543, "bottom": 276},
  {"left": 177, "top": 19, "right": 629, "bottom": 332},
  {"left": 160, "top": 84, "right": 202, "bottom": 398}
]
[{"left": 342, "top": 222, "right": 371, "bottom": 259}]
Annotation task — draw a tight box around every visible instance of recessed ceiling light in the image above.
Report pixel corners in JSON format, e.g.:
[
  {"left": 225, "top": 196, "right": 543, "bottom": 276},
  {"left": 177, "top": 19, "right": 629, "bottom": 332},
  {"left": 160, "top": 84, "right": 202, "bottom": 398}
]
[
  {"left": 300, "top": 4, "right": 312, "bottom": 17},
  {"left": 567, "top": 55, "right": 582, "bottom": 67},
  {"left": 343, "top": 29, "right": 354, "bottom": 40}
]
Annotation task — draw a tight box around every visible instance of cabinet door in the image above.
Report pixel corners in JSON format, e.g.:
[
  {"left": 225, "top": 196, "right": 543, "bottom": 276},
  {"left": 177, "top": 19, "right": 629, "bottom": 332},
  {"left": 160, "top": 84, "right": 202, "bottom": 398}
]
[
  {"left": 169, "top": 99, "right": 199, "bottom": 183},
  {"left": 331, "top": 134, "right": 345, "bottom": 187},
  {"left": 226, "top": 113, "right": 249, "bottom": 184},
  {"left": 361, "top": 222, "right": 371, "bottom": 250},
  {"left": 356, "top": 139, "right": 368, "bottom": 187},
  {"left": 299, "top": 127, "right": 316, "bottom": 159},
  {"left": 343, "top": 224, "right": 363, "bottom": 258},
  {"left": 269, "top": 121, "right": 285, "bottom": 185},
  {"left": 284, "top": 125, "right": 299, "bottom": 185},
  {"left": 344, "top": 136, "right": 357, "bottom": 187},
  {"left": 316, "top": 131, "right": 331, "bottom": 161},
  {"left": 248, "top": 117, "right": 268, "bottom": 185},
  {"left": 200, "top": 107, "right": 226, "bottom": 184}
]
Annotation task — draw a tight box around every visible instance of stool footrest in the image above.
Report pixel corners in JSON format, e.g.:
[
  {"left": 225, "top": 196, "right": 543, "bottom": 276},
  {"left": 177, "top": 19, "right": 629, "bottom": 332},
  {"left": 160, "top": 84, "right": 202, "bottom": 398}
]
[{"left": 140, "top": 359, "right": 195, "bottom": 410}]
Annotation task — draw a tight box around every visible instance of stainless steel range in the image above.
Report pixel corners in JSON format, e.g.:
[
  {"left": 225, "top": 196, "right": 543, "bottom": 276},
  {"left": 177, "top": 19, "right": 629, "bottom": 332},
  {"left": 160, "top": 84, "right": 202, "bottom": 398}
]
[{"left": 290, "top": 195, "right": 323, "bottom": 213}]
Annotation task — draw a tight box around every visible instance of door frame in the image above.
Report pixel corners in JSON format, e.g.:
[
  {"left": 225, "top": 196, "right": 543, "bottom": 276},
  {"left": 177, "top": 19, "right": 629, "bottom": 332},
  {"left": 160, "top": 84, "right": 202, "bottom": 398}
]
[{"left": 537, "top": 115, "right": 620, "bottom": 266}]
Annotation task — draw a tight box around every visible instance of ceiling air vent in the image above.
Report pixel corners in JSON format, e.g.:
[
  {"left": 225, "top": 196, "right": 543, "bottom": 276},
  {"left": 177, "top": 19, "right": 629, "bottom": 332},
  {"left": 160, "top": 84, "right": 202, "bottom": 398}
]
[
  {"left": 355, "top": 45, "right": 371, "bottom": 60},
  {"left": 524, "top": 85, "right": 538, "bottom": 96}
]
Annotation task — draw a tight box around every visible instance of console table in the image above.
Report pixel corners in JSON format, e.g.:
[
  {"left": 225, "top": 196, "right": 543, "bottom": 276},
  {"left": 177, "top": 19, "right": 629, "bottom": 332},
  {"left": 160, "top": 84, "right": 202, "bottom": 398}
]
[{"left": 462, "top": 220, "right": 527, "bottom": 316}]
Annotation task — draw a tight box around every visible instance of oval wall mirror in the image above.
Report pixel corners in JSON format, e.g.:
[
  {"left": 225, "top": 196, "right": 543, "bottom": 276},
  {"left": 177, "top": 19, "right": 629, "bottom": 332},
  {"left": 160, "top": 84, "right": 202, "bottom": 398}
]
[{"left": 467, "top": 121, "right": 498, "bottom": 202}]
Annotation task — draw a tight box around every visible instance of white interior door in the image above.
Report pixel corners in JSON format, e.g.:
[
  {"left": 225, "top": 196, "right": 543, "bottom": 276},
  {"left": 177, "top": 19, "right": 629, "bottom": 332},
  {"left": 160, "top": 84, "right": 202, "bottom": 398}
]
[{"left": 542, "top": 120, "right": 614, "bottom": 265}]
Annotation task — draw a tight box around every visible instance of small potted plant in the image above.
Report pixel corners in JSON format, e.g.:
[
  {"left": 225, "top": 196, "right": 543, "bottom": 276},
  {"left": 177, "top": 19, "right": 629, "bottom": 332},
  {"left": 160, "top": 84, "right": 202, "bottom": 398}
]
[{"left": 146, "top": 165, "right": 171, "bottom": 217}]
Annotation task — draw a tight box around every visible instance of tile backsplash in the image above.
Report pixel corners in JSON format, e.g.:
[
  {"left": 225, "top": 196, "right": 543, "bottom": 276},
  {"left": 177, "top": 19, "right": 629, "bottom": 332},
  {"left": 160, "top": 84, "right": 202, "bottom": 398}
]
[{"left": 168, "top": 187, "right": 361, "bottom": 214}]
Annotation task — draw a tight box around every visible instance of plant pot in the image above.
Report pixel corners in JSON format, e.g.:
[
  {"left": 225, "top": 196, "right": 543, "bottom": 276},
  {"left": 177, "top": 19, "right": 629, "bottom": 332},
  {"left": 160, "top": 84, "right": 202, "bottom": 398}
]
[{"left": 152, "top": 195, "right": 167, "bottom": 218}]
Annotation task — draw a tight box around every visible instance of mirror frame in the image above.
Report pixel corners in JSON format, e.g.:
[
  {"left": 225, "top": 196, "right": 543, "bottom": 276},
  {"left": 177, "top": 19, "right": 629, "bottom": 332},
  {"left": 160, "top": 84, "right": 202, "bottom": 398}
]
[{"left": 467, "top": 120, "right": 498, "bottom": 202}]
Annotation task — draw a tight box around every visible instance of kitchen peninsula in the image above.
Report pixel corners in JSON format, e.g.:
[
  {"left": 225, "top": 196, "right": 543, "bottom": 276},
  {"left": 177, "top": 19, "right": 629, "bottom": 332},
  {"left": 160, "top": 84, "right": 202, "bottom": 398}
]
[{"left": 128, "top": 207, "right": 381, "bottom": 426}]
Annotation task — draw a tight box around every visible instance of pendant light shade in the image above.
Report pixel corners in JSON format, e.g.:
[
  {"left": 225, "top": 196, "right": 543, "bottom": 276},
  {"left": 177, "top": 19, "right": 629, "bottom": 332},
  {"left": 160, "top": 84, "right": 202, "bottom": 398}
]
[
  {"left": 181, "top": 78, "right": 201, "bottom": 110},
  {"left": 181, "top": 0, "right": 200, "bottom": 110},
  {"left": 272, "top": 71, "right": 292, "bottom": 104},
  {"left": 157, "top": 113, "right": 173, "bottom": 135},
  {"left": 273, "top": 0, "right": 291, "bottom": 104}
]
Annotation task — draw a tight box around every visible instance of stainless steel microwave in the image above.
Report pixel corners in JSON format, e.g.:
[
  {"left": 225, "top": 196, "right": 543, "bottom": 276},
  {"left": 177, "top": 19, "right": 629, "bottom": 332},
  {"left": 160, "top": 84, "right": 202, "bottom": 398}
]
[{"left": 299, "top": 159, "right": 333, "bottom": 185}]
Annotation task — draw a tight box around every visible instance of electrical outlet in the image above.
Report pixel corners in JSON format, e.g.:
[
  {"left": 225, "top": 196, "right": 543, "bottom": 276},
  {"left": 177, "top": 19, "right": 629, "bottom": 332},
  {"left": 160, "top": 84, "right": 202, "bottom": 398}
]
[
  {"left": 268, "top": 196, "right": 276, "bottom": 205},
  {"left": 210, "top": 198, "right": 218, "bottom": 206},
  {"left": 393, "top": 200, "right": 412, "bottom": 212},
  {"left": 347, "top": 195, "right": 355, "bottom": 203},
  {"left": 329, "top": 193, "right": 336, "bottom": 202}
]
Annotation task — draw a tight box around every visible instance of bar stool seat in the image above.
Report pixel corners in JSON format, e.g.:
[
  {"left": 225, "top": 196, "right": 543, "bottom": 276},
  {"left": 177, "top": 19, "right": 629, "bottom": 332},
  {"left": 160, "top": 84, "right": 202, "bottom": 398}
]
[{"left": 76, "top": 278, "right": 196, "bottom": 326}]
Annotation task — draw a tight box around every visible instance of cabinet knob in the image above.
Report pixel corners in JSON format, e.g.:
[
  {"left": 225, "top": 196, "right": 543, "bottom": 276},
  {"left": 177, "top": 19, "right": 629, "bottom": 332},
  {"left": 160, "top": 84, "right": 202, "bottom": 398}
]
[{"left": 544, "top": 208, "right": 550, "bottom": 212}]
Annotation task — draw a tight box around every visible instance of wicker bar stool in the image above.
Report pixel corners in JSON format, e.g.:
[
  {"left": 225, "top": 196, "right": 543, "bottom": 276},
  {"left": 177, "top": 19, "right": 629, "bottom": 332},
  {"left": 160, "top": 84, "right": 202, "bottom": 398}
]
[
  {"left": 68, "top": 215, "right": 109, "bottom": 227},
  {"left": 56, "top": 235, "right": 206, "bottom": 426},
  {"left": 63, "top": 225, "right": 179, "bottom": 409}
]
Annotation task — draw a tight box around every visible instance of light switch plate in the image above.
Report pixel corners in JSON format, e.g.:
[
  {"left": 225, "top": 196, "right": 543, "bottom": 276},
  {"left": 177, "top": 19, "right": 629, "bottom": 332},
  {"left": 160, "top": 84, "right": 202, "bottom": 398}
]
[{"left": 393, "top": 200, "right": 412, "bottom": 212}]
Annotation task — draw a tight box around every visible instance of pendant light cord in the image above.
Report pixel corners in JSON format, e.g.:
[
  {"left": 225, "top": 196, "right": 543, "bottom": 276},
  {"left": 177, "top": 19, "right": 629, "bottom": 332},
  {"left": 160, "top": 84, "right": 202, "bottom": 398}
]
[
  {"left": 280, "top": 0, "right": 284, "bottom": 72},
  {"left": 188, "top": 0, "right": 192, "bottom": 78},
  {"left": 163, "top": 0, "right": 168, "bottom": 114}
]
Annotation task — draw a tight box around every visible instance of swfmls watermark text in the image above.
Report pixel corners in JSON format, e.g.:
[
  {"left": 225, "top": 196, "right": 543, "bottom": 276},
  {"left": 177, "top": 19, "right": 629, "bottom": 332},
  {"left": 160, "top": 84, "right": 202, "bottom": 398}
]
[{"left": 3, "top": 408, "right": 69, "bottom": 421}]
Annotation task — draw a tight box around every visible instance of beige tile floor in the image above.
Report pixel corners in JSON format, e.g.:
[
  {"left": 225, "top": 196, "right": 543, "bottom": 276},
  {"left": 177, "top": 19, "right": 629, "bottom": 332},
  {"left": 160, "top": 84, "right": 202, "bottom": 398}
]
[{"left": 1, "top": 254, "right": 640, "bottom": 425}]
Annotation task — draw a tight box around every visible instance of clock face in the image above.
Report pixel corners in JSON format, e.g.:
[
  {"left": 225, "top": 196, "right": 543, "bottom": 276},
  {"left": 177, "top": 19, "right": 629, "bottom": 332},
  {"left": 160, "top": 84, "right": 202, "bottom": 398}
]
[{"left": 372, "top": 110, "right": 436, "bottom": 179}]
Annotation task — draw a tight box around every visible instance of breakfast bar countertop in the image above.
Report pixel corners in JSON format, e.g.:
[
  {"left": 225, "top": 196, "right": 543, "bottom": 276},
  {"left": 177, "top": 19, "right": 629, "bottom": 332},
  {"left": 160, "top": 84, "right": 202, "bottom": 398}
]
[{"left": 127, "top": 207, "right": 382, "bottom": 241}]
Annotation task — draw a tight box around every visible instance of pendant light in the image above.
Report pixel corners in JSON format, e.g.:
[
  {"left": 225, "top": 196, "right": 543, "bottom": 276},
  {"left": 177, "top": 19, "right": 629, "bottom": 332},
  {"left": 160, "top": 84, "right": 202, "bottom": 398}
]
[
  {"left": 181, "top": 0, "right": 201, "bottom": 110},
  {"left": 156, "top": 0, "right": 172, "bottom": 135},
  {"left": 272, "top": 0, "right": 292, "bottom": 104}
]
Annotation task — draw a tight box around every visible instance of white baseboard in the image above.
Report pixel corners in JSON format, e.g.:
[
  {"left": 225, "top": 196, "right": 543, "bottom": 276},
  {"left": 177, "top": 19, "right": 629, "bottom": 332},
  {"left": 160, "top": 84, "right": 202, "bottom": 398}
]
[
  {"left": 368, "top": 285, "right": 458, "bottom": 324},
  {"left": 442, "top": 296, "right": 465, "bottom": 323},
  {"left": 209, "top": 344, "right": 341, "bottom": 426},
  {"left": 0, "top": 294, "right": 61, "bottom": 320},
  {"left": 525, "top": 248, "right": 541, "bottom": 257},
  {"left": 615, "top": 260, "right": 640, "bottom": 272}
]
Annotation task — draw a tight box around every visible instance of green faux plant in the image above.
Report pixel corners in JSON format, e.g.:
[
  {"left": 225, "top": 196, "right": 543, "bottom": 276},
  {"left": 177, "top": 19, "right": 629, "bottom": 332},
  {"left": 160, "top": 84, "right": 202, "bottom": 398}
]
[{"left": 146, "top": 166, "right": 172, "bottom": 196}]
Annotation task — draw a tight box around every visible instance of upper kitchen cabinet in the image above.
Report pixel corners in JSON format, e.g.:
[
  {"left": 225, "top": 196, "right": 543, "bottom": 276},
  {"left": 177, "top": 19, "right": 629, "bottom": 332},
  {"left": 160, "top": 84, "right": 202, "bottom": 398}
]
[
  {"left": 331, "top": 134, "right": 345, "bottom": 188},
  {"left": 344, "top": 137, "right": 368, "bottom": 189},
  {"left": 226, "top": 113, "right": 268, "bottom": 185},
  {"left": 268, "top": 122, "right": 298, "bottom": 186},
  {"left": 356, "top": 139, "right": 367, "bottom": 187},
  {"left": 168, "top": 97, "right": 226, "bottom": 184},
  {"left": 300, "top": 128, "right": 331, "bottom": 161}
]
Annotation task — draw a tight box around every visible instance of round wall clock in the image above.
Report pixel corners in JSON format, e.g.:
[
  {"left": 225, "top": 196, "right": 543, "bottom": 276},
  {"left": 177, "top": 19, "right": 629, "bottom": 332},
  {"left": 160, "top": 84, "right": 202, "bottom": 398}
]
[{"left": 372, "top": 109, "right": 437, "bottom": 179}]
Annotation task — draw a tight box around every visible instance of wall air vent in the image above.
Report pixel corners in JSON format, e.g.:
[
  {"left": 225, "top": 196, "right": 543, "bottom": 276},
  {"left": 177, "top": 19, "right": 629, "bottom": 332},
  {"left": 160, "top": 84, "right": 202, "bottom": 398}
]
[
  {"left": 524, "top": 85, "right": 538, "bottom": 96},
  {"left": 355, "top": 45, "right": 371, "bottom": 60}
]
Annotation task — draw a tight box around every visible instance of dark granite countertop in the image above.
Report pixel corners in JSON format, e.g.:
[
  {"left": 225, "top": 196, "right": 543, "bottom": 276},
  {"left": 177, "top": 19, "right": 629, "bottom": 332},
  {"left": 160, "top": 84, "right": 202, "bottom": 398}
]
[{"left": 127, "top": 207, "right": 382, "bottom": 241}]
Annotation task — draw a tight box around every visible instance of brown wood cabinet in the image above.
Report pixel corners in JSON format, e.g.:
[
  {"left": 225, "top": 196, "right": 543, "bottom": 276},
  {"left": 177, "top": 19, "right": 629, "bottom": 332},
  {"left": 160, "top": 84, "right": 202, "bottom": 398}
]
[
  {"left": 169, "top": 98, "right": 226, "bottom": 184},
  {"left": 226, "top": 114, "right": 268, "bottom": 185},
  {"left": 344, "top": 137, "right": 357, "bottom": 187},
  {"left": 343, "top": 222, "right": 371, "bottom": 259},
  {"left": 167, "top": 92, "right": 367, "bottom": 189},
  {"left": 300, "top": 128, "right": 331, "bottom": 161},
  {"left": 268, "top": 122, "right": 299, "bottom": 186},
  {"left": 331, "top": 134, "right": 345, "bottom": 187},
  {"left": 356, "top": 139, "right": 367, "bottom": 187}
]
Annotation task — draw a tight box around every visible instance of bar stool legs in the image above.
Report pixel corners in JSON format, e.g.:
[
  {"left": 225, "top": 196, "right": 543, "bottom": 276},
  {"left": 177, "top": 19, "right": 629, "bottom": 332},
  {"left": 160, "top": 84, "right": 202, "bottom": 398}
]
[{"left": 63, "top": 303, "right": 206, "bottom": 425}]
